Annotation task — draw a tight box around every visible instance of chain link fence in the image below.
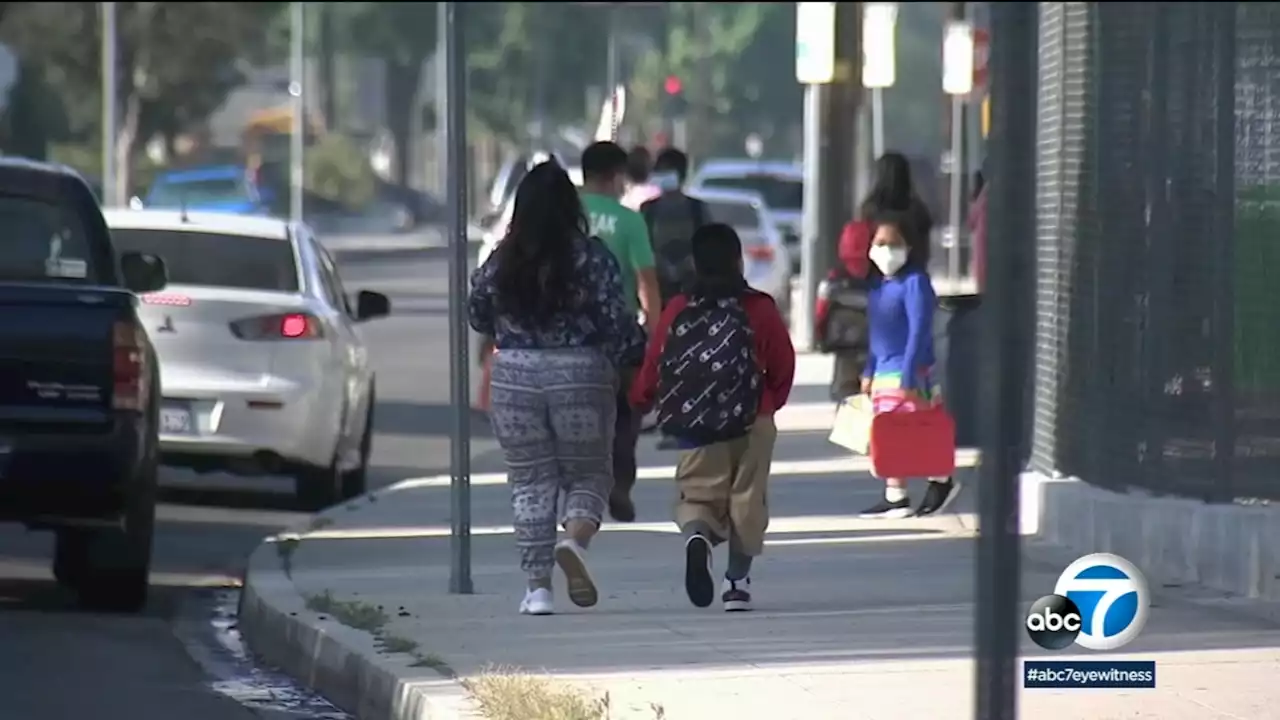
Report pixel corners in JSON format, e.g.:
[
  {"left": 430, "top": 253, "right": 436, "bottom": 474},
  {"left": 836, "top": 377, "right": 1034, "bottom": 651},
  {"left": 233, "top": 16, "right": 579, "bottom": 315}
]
[{"left": 1032, "top": 1, "right": 1280, "bottom": 502}]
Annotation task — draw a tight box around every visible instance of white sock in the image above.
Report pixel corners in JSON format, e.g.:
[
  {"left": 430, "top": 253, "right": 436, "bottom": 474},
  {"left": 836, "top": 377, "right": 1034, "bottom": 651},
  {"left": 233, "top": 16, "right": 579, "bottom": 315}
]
[{"left": 885, "top": 486, "right": 907, "bottom": 503}]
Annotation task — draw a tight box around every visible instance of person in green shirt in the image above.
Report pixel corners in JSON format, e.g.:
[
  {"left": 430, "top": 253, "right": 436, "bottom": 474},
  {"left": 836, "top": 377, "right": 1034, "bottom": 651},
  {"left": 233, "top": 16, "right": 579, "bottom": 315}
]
[{"left": 579, "top": 141, "right": 661, "bottom": 524}]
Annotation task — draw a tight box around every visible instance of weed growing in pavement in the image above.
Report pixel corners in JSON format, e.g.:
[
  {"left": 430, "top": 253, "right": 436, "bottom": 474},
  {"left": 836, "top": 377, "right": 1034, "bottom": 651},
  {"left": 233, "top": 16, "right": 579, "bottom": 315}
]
[
  {"left": 464, "top": 669, "right": 620, "bottom": 720},
  {"left": 376, "top": 634, "right": 419, "bottom": 655},
  {"left": 409, "top": 651, "right": 455, "bottom": 676},
  {"left": 303, "top": 590, "right": 389, "bottom": 633}
]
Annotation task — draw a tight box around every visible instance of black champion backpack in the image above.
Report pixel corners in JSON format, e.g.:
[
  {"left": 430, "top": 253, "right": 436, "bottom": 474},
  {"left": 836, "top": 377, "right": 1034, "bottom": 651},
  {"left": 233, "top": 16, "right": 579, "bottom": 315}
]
[
  {"left": 642, "top": 192, "right": 708, "bottom": 301},
  {"left": 656, "top": 293, "right": 762, "bottom": 444}
]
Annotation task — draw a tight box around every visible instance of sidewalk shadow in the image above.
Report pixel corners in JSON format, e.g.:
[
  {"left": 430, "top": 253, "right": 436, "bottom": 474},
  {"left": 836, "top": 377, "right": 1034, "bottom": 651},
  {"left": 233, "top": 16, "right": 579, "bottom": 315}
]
[{"left": 375, "top": 401, "right": 494, "bottom": 439}]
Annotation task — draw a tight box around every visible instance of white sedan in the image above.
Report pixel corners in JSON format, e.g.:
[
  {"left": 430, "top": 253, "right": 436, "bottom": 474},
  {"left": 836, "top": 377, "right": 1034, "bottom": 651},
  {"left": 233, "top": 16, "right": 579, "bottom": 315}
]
[
  {"left": 104, "top": 210, "right": 392, "bottom": 510},
  {"left": 687, "top": 187, "right": 793, "bottom": 317}
]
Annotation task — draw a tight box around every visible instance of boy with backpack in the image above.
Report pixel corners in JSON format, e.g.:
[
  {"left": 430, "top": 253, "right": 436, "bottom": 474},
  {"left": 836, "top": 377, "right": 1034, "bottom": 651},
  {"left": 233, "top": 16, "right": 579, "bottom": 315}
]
[{"left": 630, "top": 223, "right": 796, "bottom": 612}]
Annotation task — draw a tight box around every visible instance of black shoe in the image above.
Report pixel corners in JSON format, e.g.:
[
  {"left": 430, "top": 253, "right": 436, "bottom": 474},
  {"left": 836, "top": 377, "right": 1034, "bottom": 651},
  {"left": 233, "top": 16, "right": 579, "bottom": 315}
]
[
  {"left": 858, "top": 497, "right": 914, "bottom": 519},
  {"left": 684, "top": 534, "right": 715, "bottom": 608},
  {"left": 722, "top": 577, "right": 753, "bottom": 612},
  {"left": 608, "top": 490, "right": 636, "bottom": 523},
  {"left": 915, "top": 478, "right": 962, "bottom": 516}
]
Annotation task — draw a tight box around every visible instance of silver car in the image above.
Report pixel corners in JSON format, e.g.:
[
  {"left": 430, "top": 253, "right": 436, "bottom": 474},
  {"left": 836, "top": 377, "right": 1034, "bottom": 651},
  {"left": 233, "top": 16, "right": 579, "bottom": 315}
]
[
  {"left": 104, "top": 210, "right": 391, "bottom": 510},
  {"left": 688, "top": 187, "right": 793, "bottom": 318},
  {"left": 689, "top": 160, "right": 804, "bottom": 273}
]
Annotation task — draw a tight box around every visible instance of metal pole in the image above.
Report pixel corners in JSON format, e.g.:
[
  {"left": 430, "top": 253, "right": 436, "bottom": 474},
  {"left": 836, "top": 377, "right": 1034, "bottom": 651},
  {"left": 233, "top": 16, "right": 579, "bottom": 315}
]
[
  {"left": 289, "top": 2, "right": 305, "bottom": 225},
  {"left": 974, "top": 2, "right": 1036, "bottom": 718},
  {"left": 948, "top": 94, "right": 964, "bottom": 280},
  {"left": 795, "top": 83, "right": 824, "bottom": 347},
  {"left": 606, "top": 4, "right": 621, "bottom": 140},
  {"left": 441, "top": 0, "right": 473, "bottom": 595},
  {"left": 100, "top": 2, "right": 117, "bottom": 207},
  {"left": 871, "top": 86, "right": 885, "bottom": 160}
]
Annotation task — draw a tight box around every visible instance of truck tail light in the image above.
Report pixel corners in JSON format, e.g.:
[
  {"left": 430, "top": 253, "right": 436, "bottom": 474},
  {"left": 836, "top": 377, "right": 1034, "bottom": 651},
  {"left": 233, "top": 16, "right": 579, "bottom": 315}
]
[{"left": 112, "top": 320, "right": 148, "bottom": 411}]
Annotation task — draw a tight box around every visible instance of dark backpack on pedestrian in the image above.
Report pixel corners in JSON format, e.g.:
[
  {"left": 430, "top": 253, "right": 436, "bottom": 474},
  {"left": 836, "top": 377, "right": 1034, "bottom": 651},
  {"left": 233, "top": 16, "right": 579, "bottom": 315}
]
[
  {"left": 656, "top": 292, "right": 762, "bottom": 444},
  {"left": 642, "top": 192, "right": 708, "bottom": 301}
]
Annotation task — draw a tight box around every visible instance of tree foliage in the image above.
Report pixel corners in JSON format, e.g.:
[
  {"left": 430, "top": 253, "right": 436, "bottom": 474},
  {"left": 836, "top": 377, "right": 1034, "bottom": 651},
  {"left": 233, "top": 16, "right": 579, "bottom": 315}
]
[
  {"left": 0, "top": 1, "right": 284, "bottom": 195},
  {"left": 1, "top": 2, "right": 284, "bottom": 143}
]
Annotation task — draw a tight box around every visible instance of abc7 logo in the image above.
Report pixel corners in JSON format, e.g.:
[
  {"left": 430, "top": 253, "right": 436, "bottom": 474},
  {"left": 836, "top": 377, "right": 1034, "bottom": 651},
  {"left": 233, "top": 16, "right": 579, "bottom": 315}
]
[{"left": 1025, "top": 552, "right": 1150, "bottom": 651}]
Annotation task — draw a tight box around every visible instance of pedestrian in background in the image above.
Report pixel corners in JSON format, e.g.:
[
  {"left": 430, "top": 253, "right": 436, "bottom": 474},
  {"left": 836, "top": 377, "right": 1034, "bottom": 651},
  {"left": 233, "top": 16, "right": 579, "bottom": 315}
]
[
  {"left": 631, "top": 223, "right": 796, "bottom": 612},
  {"left": 856, "top": 210, "right": 961, "bottom": 518},
  {"left": 580, "top": 141, "right": 661, "bottom": 523},
  {"left": 468, "top": 161, "right": 646, "bottom": 616},
  {"left": 621, "top": 144, "right": 661, "bottom": 211}
]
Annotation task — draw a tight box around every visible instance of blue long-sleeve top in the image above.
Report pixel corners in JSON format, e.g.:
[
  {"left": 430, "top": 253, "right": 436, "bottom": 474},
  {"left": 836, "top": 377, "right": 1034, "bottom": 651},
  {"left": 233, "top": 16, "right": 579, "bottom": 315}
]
[
  {"left": 863, "top": 267, "right": 936, "bottom": 390},
  {"left": 468, "top": 235, "right": 647, "bottom": 367}
]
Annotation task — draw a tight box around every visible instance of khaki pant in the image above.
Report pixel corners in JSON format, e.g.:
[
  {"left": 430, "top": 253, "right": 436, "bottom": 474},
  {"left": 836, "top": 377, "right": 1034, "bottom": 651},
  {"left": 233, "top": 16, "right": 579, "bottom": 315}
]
[{"left": 673, "top": 415, "right": 778, "bottom": 557}]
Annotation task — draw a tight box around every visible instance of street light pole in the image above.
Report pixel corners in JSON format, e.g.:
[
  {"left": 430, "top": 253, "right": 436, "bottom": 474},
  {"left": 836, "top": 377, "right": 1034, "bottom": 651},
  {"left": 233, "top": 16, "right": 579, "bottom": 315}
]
[
  {"left": 440, "top": 0, "right": 473, "bottom": 596},
  {"left": 606, "top": 3, "right": 622, "bottom": 140},
  {"left": 862, "top": 2, "right": 899, "bottom": 161},
  {"left": 101, "top": 2, "right": 118, "bottom": 206},
  {"left": 289, "top": 1, "right": 305, "bottom": 226},
  {"left": 942, "top": 12, "right": 974, "bottom": 284}
]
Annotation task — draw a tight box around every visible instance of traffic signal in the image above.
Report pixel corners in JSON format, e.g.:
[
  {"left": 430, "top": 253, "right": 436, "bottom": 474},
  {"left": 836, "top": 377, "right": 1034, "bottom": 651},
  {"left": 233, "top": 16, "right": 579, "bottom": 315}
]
[{"left": 661, "top": 75, "right": 688, "bottom": 117}]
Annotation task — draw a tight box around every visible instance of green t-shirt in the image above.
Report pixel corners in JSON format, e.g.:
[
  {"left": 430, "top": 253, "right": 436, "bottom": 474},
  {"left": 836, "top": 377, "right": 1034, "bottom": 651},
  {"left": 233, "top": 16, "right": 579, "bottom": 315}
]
[{"left": 580, "top": 192, "right": 654, "bottom": 313}]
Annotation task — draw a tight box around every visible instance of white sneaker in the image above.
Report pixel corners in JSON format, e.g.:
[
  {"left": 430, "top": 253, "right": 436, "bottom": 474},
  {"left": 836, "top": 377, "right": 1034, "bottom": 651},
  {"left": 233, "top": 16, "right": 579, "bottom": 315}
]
[
  {"left": 722, "top": 577, "right": 753, "bottom": 612},
  {"left": 519, "top": 587, "right": 554, "bottom": 615},
  {"left": 554, "top": 539, "right": 598, "bottom": 608}
]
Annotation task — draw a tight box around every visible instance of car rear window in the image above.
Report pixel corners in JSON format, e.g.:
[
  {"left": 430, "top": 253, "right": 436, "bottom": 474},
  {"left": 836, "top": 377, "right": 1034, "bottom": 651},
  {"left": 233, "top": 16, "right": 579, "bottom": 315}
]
[
  {"left": 701, "top": 175, "right": 803, "bottom": 211},
  {"left": 704, "top": 201, "right": 762, "bottom": 231},
  {"left": 147, "top": 178, "right": 249, "bottom": 207},
  {"left": 110, "top": 228, "right": 299, "bottom": 292},
  {"left": 0, "top": 196, "right": 97, "bottom": 284}
]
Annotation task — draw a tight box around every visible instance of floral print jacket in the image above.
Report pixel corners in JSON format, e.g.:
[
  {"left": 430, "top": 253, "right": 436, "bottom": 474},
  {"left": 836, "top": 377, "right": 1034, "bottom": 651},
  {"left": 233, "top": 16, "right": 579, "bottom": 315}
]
[{"left": 468, "top": 235, "right": 647, "bottom": 368}]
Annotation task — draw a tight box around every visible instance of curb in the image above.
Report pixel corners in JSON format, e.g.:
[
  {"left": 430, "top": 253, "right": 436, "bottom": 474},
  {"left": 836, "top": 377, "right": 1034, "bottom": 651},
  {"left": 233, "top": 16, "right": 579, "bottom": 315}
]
[{"left": 238, "top": 510, "right": 479, "bottom": 720}]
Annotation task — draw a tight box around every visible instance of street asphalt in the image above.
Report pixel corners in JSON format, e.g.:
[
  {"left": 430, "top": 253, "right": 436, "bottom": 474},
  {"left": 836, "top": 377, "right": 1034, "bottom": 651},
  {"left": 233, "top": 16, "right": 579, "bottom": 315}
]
[{"left": 0, "top": 239, "right": 472, "bottom": 720}]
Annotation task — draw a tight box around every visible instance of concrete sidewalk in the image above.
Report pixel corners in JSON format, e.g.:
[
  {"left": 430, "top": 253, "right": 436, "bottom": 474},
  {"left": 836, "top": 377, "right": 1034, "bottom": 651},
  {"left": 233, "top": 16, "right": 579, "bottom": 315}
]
[{"left": 240, "top": 360, "right": 1280, "bottom": 720}]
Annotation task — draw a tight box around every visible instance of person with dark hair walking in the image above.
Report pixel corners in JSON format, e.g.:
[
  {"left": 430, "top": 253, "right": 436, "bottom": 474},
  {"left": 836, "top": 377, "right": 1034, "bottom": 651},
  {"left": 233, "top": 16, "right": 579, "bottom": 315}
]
[
  {"left": 469, "top": 161, "right": 646, "bottom": 616},
  {"left": 641, "top": 147, "right": 713, "bottom": 449},
  {"left": 833, "top": 152, "right": 959, "bottom": 518},
  {"left": 631, "top": 223, "right": 796, "bottom": 612},
  {"left": 579, "top": 141, "right": 661, "bottom": 523},
  {"left": 622, "top": 145, "right": 661, "bottom": 211},
  {"left": 856, "top": 209, "right": 962, "bottom": 518}
]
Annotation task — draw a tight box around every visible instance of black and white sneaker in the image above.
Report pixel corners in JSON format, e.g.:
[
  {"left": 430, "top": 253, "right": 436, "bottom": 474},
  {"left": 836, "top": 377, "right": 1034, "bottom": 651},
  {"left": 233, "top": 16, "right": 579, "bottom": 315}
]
[
  {"left": 858, "top": 497, "right": 914, "bottom": 519},
  {"left": 683, "top": 534, "right": 715, "bottom": 608},
  {"left": 915, "top": 478, "right": 963, "bottom": 516},
  {"left": 722, "top": 577, "right": 752, "bottom": 612}
]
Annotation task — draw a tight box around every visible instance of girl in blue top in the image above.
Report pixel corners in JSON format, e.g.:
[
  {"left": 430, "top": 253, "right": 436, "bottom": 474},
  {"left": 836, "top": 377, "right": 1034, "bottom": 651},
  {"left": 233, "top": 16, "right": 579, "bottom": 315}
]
[{"left": 857, "top": 209, "right": 961, "bottom": 519}]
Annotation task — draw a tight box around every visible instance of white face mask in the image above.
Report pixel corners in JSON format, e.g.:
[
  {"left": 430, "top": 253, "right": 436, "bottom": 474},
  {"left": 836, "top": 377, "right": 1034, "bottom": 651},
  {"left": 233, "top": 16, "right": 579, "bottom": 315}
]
[{"left": 869, "top": 245, "right": 908, "bottom": 276}]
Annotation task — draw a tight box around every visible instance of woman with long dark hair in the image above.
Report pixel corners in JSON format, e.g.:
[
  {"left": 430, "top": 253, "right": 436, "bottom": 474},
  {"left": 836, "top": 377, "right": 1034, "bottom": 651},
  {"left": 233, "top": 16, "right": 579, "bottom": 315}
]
[
  {"left": 469, "top": 161, "right": 646, "bottom": 616},
  {"left": 858, "top": 151, "right": 935, "bottom": 237}
]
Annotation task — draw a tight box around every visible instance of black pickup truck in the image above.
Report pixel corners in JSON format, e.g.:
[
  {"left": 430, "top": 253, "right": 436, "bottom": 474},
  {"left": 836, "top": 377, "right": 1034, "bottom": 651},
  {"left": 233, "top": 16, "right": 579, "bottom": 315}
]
[{"left": 0, "top": 159, "right": 168, "bottom": 612}]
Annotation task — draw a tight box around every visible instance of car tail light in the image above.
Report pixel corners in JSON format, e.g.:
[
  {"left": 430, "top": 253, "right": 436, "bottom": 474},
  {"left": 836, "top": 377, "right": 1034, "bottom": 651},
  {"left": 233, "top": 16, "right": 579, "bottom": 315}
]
[
  {"left": 142, "top": 293, "right": 192, "bottom": 307},
  {"left": 230, "top": 312, "right": 324, "bottom": 341},
  {"left": 745, "top": 245, "right": 775, "bottom": 262},
  {"left": 113, "top": 320, "right": 148, "bottom": 411}
]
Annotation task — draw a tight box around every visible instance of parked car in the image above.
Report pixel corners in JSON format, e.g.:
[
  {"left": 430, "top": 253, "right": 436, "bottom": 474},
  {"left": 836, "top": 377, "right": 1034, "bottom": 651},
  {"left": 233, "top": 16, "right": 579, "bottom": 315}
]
[
  {"left": 0, "top": 158, "right": 169, "bottom": 612},
  {"left": 690, "top": 159, "right": 804, "bottom": 273},
  {"left": 142, "top": 165, "right": 267, "bottom": 216},
  {"left": 104, "top": 210, "right": 391, "bottom": 510},
  {"left": 688, "top": 187, "right": 793, "bottom": 319}
]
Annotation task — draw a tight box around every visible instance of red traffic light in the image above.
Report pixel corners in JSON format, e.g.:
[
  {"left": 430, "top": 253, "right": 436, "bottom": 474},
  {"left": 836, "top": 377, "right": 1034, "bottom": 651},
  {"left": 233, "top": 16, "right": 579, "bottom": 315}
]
[{"left": 663, "top": 75, "right": 683, "bottom": 96}]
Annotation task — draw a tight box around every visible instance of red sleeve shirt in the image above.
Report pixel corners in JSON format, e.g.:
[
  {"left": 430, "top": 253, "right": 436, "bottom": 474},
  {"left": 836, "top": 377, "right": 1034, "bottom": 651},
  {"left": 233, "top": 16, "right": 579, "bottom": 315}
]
[{"left": 629, "top": 291, "right": 796, "bottom": 416}]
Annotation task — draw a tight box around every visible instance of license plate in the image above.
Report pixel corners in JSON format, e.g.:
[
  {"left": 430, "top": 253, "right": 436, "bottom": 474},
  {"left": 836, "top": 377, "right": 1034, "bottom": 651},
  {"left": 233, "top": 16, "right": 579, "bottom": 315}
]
[{"left": 160, "top": 406, "right": 194, "bottom": 435}]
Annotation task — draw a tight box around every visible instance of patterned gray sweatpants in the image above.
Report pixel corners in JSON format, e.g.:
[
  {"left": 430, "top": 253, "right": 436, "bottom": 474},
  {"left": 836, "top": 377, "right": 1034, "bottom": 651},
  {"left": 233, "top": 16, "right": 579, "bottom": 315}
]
[{"left": 488, "top": 348, "right": 617, "bottom": 580}]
